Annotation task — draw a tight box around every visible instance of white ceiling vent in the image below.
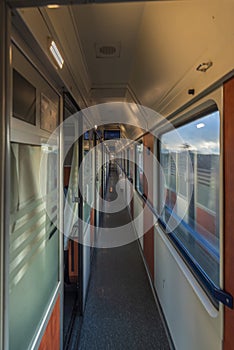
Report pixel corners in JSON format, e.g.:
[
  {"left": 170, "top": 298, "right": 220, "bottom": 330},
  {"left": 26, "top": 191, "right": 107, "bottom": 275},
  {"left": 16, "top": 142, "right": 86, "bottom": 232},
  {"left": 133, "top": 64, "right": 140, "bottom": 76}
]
[{"left": 95, "top": 43, "right": 121, "bottom": 58}]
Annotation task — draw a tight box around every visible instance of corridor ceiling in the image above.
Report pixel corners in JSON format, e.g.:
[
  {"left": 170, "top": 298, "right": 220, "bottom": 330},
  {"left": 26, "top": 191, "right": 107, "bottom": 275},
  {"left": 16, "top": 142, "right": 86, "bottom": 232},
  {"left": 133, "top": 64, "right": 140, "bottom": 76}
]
[{"left": 11, "top": 0, "right": 234, "bottom": 137}]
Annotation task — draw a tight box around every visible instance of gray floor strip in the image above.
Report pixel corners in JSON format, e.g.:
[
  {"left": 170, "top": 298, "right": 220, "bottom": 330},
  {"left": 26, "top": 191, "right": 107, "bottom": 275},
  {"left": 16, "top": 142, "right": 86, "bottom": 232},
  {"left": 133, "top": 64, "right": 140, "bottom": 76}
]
[{"left": 77, "top": 167, "right": 170, "bottom": 349}]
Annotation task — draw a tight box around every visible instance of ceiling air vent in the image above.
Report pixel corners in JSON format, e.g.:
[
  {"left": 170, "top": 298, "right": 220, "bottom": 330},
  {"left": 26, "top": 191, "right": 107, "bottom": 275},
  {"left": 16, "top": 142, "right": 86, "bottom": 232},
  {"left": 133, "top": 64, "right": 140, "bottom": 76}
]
[
  {"left": 100, "top": 46, "right": 116, "bottom": 55},
  {"left": 95, "top": 43, "right": 121, "bottom": 58}
]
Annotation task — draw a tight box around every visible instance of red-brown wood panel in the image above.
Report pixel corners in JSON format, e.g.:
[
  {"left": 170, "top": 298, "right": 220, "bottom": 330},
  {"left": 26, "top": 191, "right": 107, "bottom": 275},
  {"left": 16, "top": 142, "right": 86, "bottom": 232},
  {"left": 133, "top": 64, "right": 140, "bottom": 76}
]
[
  {"left": 39, "top": 295, "right": 60, "bottom": 350},
  {"left": 143, "top": 134, "right": 154, "bottom": 280},
  {"left": 143, "top": 134, "right": 154, "bottom": 204},
  {"left": 69, "top": 240, "right": 79, "bottom": 282},
  {"left": 224, "top": 77, "right": 234, "bottom": 350},
  {"left": 64, "top": 166, "right": 71, "bottom": 187}
]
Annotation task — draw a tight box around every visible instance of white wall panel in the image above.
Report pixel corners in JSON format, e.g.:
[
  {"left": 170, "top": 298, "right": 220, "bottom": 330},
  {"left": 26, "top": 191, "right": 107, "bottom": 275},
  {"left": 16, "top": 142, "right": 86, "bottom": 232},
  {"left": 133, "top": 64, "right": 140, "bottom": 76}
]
[{"left": 154, "top": 225, "right": 222, "bottom": 350}]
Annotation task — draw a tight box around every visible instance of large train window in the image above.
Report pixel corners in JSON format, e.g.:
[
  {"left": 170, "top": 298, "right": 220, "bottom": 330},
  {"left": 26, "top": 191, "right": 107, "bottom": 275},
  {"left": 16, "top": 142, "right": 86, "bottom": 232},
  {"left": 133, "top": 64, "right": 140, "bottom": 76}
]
[
  {"left": 159, "top": 107, "right": 220, "bottom": 297},
  {"left": 135, "top": 141, "right": 144, "bottom": 195}
]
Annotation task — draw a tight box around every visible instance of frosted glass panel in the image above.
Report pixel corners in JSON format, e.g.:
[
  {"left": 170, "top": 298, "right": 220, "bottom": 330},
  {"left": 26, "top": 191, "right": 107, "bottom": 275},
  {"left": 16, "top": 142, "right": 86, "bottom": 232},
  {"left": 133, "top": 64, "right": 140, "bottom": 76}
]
[{"left": 9, "top": 143, "right": 59, "bottom": 350}]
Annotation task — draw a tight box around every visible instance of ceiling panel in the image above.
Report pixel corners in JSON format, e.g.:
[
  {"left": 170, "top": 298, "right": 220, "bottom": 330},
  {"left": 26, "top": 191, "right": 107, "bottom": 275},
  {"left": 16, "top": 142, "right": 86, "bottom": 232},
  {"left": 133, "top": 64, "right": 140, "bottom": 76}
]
[
  {"left": 71, "top": 3, "right": 145, "bottom": 85},
  {"left": 17, "top": 0, "right": 234, "bottom": 120},
  {"left": 129, "top": 2, "right": 212, "bottom": 107}
]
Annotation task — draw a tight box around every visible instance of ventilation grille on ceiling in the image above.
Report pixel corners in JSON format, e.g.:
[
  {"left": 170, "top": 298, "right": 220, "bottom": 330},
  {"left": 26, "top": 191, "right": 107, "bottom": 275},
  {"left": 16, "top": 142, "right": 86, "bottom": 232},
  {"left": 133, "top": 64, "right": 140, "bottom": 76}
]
[{"left": 95, "top": 43, "right": 121, "bottom": 58}]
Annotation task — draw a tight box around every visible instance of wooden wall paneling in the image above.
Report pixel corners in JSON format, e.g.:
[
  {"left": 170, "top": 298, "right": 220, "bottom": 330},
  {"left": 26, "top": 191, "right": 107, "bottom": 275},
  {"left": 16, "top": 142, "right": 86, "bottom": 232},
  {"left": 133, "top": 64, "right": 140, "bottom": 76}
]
[
  {"left": 64, "top": 166, "right": 71, "bottom": 187},
  {"left": 224, "top": 77, "right": 234, "bottom": 350},
  {"left": 69, "top": 240, "right": 79, "bottom": 282},
  {"left": 39, "top": 295, "right": 60, "bottom": 350},
  {"left": 143, "top": 134, "right": 154, "bottom": 203}
]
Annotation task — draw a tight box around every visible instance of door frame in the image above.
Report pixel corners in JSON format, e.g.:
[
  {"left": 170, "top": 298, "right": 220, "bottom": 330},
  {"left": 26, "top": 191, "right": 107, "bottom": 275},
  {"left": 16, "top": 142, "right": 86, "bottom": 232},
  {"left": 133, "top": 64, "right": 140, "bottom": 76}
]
[
  {"left": 63, "top": 91, "right": 83, "bottom": 316},
  {"left": 0, "top": 2, "right": 11, "bottom": 349}
]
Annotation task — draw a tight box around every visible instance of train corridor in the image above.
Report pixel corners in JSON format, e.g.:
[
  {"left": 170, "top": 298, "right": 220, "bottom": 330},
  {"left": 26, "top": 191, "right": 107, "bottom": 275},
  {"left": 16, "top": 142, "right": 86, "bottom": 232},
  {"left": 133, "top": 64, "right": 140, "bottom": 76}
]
[{"left": 75, "top": 164, "right": 171, "bottom": 350}]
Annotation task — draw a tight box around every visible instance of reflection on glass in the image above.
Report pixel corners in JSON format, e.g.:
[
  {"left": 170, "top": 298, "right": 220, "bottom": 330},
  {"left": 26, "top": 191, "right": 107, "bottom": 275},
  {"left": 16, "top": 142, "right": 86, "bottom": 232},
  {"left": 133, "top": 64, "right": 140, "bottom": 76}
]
[
  {"left": 9, "top": 143, "right": 59, "bottom": 350},
  {"left": 96, "top": 143, "right": 102, "bottom": 193},
  {"left": 160, "top": 110, "right": 220, "bottom": 287},
  {"left": 83, "top": 139, "right": 94, "bottom": 223},
  {"left": 135, "top": 142, "right": 143, "bottom": 195},
  {"left": 64, "top": 141, "right": 79, "bottom": 242}
]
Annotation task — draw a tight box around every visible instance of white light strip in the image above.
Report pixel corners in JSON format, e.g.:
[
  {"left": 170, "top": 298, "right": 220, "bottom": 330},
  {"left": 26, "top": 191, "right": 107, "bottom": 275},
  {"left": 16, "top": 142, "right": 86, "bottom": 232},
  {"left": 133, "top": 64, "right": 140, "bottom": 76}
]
[
  {"left": 49, "top": 40, "right": 64, "bottom": 69},
  {"left": 47, "top": 4, "right": 60, "bottom": 8}
]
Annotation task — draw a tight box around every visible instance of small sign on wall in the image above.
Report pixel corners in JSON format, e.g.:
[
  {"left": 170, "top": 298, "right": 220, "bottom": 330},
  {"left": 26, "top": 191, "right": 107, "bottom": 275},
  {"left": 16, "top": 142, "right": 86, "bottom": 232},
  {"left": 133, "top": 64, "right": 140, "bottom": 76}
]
[{"left": 40, "top": 93, "right": 58, "bottom": 133}]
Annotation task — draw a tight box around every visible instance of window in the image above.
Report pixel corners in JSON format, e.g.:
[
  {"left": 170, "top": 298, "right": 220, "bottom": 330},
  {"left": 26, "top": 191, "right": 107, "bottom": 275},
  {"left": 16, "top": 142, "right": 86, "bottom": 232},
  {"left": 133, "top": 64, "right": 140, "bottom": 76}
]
[
  {"left": 160, "top": 108, "right": 220, "bottom": 300},
  {"left": 104, "top": 130, "right": 120, "bottom": 140},
  {"left": 13, "top": 69, "right": 36, "bottom": 125},
  {"left": 84, "top": 131, "right": 89, "bottom": 140},
  {"left": 135, "top": 141, "right": 144, "bottom": 195}
]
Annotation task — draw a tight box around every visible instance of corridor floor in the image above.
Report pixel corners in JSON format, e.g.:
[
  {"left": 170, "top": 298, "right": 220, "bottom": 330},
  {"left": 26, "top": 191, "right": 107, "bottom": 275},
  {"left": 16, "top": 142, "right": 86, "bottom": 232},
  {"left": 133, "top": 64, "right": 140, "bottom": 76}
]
[{"left": 77, "top": 165, "right": 171, "bottom": 349}]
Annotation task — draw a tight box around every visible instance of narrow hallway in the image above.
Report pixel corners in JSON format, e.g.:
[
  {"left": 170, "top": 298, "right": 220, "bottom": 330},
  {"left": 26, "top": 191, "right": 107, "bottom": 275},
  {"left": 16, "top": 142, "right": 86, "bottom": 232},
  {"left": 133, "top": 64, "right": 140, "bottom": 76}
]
[{"left": 77, "top": 164, "right": 171, "bottom": 349}]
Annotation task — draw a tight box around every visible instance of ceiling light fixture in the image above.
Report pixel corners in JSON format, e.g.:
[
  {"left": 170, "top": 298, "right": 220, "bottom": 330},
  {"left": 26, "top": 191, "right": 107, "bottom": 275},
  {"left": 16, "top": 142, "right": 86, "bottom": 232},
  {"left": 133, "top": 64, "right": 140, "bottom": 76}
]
[
  {"left": 49, "top": 40, "right": 64, "bottom": 69},
  {"left": 196, "top": 61, "right": 213, "bottom": 72},
  {"left": 47, "top": 4, "right": 60, "bottom": 9}
]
